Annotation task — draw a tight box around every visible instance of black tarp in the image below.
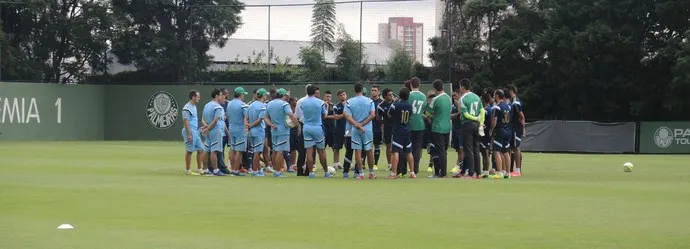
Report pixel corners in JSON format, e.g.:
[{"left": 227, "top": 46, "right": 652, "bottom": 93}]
[{"left": 522, "top": 121, "right": 636, "bottom": 153}]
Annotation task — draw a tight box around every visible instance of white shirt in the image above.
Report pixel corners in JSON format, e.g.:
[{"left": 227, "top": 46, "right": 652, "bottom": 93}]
[{"left": 294, "top": 95, "right": 308, "bottom": 122}]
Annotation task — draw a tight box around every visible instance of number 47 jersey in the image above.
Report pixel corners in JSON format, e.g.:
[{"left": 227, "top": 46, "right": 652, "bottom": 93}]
[{"left": 407, "top": 90, "right": 427, "bottom": 132}]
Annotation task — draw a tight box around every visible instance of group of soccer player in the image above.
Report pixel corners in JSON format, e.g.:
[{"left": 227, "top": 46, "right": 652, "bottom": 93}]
[{"left": 179, "top": 77, "right": 525, "bottom": 179}]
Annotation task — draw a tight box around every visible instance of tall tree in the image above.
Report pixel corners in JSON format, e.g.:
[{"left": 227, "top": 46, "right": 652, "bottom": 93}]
[
  {"left": 110, "top": 0, "right": 243, "bottom": 82},
  {"left": 334, "top": 25, "right": 364, "bottom": 81},
  {"left": 385, "top": 48, "right": 415, "bottom": 81},
  {"left": 296, "top": 46, "right": 326, "bottom": 82},
  {"left": 1, "top": 0, "right": 113, "bottom": 83},
  {"left": 310, "top": 0, "right": 336, "bottom": 55}
]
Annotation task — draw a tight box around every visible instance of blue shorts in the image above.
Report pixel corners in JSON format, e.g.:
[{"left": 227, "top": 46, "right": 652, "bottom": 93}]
[
  {"left": 204, "top": 130, "right": 224, "bottom": 152},
  {"left": 182, "top": 129, "right": 203, "bottom": 152},
  {"left": 272, "top": 134, "right": 290, "bottom": 152},
  {"left": 230, "top": 135, "right": 247, "bottom": 152},
  {"left": 391, "top": 133, "right": 412, "bottom": 154},
  {"left": 351, "top": 129, "right": 373, "bottom": 151},
  {"left": 492, "top": 129, "right": 512, "bottom": 152},
  {"left": 451, "top": 129, "right": 462, "bottom": 150},
  {"left": 303, "top": 125, "right": 326, "bottom": 150},
  {"left": 513, "top": 129, "right": 523, "bottom": 148},
  {"left": 250, "top": 136, "right": 265, "bottom": 153}
]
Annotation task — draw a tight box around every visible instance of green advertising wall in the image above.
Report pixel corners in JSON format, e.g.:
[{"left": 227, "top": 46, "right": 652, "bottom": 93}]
[
  {"left": 0, "top": 82, "right": 104, "bottom": 141},
  {"left": 639, "top": 121, "right": 690, "bottom": 154},
  {"left": 104, "top": 83, "right": 435, "bottom": 141},
  {"left": 1, "top": 82, "right": 436, "bottom": 141}
]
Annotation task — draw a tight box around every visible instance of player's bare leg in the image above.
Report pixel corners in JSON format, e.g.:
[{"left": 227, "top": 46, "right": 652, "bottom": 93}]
[
  {"left": 388, "top": 152, "right": 399, "bottom": 178},
  {"left": 492, "top": 150, "right": 503, "bottom": 178},
  {"left": 354, "top": 149, "right": 364, "bottom": 179},
  {"left": 481, "top": 149, "right": 490, "bottom": 177},
  {"left": 185, "top": 152, "right": 192, "bottom": 171},
  {"left": 366, "top": 149, "right": 376, "bottom": 179},
  {"left": 405, "top": 152, "right": 415, "bottom": 178},
  {"left": 513, "top": 147, "right": 522, "bottom": 176},
  {"left": 272, "top": 151, "right": 285, "bottom": 175},
  {"left": 317, "top": 148, "right": 330, "bottom": 177},
  {"left": 195, "top": 151, "right": 203, "bottom": 173},
  {"left": 306, "top": 147, "right": 315, "bottom": 176},
  {"left": 501, "top": 151, "right": 511, "bottom": 178},
  {"left": 210, "top": 151, "right": 219, "bottom": 171}
]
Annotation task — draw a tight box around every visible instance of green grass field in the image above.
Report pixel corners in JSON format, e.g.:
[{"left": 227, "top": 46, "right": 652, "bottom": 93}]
[{"left": 1, "top": 141, "right": 689, "bottom": 249}]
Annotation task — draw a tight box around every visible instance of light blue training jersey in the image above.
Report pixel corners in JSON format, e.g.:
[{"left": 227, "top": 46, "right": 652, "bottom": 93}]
[
  {"left": 300, "top": 96, "right": 326, "bottom": 126},
  {"left": 248, "top": 100, "right": 267, "bottom": 137},
  {"left": 265, "top": 99, "right": 293, "bottom": 136},
  {"left": 202, "top": 100, "right": 225, "bottom": 133},
  {"left": 344, "top": 95, "right": 375, "bottom": 132},
  {"left": 182, "top": 102, "right": 198, "bottom": 131},
  {"left": 227, "top": 98, "right": 248, "bottom": 134}
]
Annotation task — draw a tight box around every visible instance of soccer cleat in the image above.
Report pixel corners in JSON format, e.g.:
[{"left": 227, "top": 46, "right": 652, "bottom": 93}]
[
  {"left": 356, "top": 174, "right": 364, "bottom": 180},
  {"left": 490, "top": 174, "right": 502, "bottom": 179},
  {"left": 452, "top": 173, "right": 463, "bottom": 178},
  {"left": 287, "top": 166, "right": 297, "bottom": 173},
  {"left": 264, "top": 166, "right": 275, "bottom": 173},
  {"left": 503, "top": 174, "right": 511, "bottom": 179},
  {"left": 426, "top": 167, "right": 433, "bottom": 173},
  {"left": 510, "top": 172, "right": 522, "bottom": 177},
  {"left": 274, "top": 172, "right": 286, "bottom": 178},
  {"left": 309, "top": 172, "right": 315, "bottom": 178},
  {"left": 369, "top": 172, "right": 377, "bottom": 179},
  {"left": 214, "top": 171, "right": 228, "bottom": 176},
  {"left": 409, "top": 173, "right": 417, "bottom": 179},
  {"left": 253, "top": 171, "right": 266, "bottom": 177},
  {"left": 231, "top": 171, "right": 246, "bottom": 177},
  {"left": 373, "top": 165, "right": 379, "bottom": 171},
  {"left": 324, "top": 172, "right": 334, "bottom": 178},
  {"left": 204, "top": 169, "right": 212, "bottom": 175},
  {"left": 385, "top": 173, "right": 398, "bottom": 179},
  {"left": 240, "top": 168, "right": 248, "bottom": 173},
  {"left": 450, "top": 166, "right": 461, "bottom": 174},
  {"left": 343, "top": 172, "right": 349, "bottom": 178}
]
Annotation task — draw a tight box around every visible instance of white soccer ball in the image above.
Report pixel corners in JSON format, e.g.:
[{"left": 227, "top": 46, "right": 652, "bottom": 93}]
[
  {"left": 285, "top": 117, "right": 296, "bottom": 128},
  {"left": 327, "top": 166, "right": 336, "bottom": 175},
  {"left": 623, "top": 162, "right": 634, "bottom": 172}
]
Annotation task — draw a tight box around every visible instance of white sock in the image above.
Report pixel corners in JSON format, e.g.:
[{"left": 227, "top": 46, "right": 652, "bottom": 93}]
[{"left": 516, "top": 168, "right": 521, "bottom": 173}]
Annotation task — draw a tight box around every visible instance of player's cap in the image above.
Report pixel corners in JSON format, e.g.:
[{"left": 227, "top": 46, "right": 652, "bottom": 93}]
[
  {"left": 277, "top": 88, "right": 290, "bottom": 96},
  {"left": 257, "top": 88, "right": 268, "bottom": 97},
  {"left": 234, "top": 87, "right": 248, "bottom": 95}
]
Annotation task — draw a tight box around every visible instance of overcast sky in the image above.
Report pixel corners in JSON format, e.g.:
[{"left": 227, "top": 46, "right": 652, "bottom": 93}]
[{"left": 230, "top": 0, "right": 438, "bottom": 65}]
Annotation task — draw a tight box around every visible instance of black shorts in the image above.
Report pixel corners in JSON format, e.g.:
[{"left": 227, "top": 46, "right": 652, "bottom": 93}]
[
  {"left": 332, "top": 131, "right": 345, "bottom": 149},
  {"left": 325, "top": 130, "right": 334, "bottom": 147},
  {"left": 382, "top": 126, "right": 393, "bottom": 144},
  {"left": 392, "top": 133, "right": 412, "bottom": 153},
  {"left": 290, "top": 128, "right": 299, "bottom": 151},
  {"left": 451, "top": 129, "right": 463, "bottom": 150},
  {"left": 373, "top": 132, "right": 383, "bottom": 146}
]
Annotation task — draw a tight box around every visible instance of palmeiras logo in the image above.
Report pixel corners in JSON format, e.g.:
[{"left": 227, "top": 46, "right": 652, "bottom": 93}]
[
  {"left": 654, "top": 126, "right": 674, "bottom": 148},
  {"left": 146, "top": 91, "right": 178, "bottom": 129}
]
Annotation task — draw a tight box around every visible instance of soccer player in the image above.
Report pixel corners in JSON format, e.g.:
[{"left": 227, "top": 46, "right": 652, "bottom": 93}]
[
  {"left": 288, "top": 96, "right": 299, "bottom": 173},
  {"left": 450, "top": 90, "right": 464, "bottom": 174},
  {"left": 344, "top": 82, "right": 377, "bottom": 180},
  {"left": 263, "top": 88, "right": 278, "bottom": 173},
  {"left": 300, "top": 85, "right": 332, "bottom": 178},
  {"left": 456, "top": 79, "right": 485, "bottom": 178},
  {"left": 386, "top": 88, "right": 416, "bottom": 179},
  {"left": 490, "top": 90, "right": 512, "bottom": 179},
  {"left": 294, "top": 85, "right": 309, "bottom": 175},
  {"left": 507, "top": 85, "right": 525, "bottom": 176},
  {"left": 264, "top": 88, "right": 299, "bottom": 177},
  {"left": 322, "top": 90, "right": 335, "bottom": 166},
  {"left": 226, "top": 87, "right": 249, "bottom": 176},
  {"left": 328, "top": 90, "right": 347, "bottom": 170},
  {"left": 422, "top": 92, "right": 436, "bottom": 175},
  {"left": 407, "top": 77, "right": 427, "bottom": 174},
  {"left": 370, "top": 85, "right": 383, "bottom": 170},
  {"left": 182, "top": 90, "right": 203, "bottom": 175},
  {"left": 378, "top": 88, "right": 394, "bottom": 171},
  {"left": 247, "top": 88, "right": 268, "bottom": 177},
  {"left": 480, "top": 89, "right": 495, "bottom": 177},
  {"left": 427, "top": 80, "right": 452, "bottom": 178},
  {"left": 201, "top": 89, "right": 228, "bottom": 176}
]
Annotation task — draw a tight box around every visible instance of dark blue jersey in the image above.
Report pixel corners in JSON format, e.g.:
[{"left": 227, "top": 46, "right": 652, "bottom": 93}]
[
  {"left": 484, "top": 103, "right": 494, "bottom": 134},
  {"left": 387, "top": 101, "right": 412, "bottom": 135},
  {"left": 333, "top": 102, "right": 346, "bottom": 135},
  {"left": 220, "top": 101, "right": 230, "bottom": 129},
  {"left": 378, "top": 101, "right": 393, "bottom": 127},
  {"left": 372, "top": 98, "right": 383, "bottom": 133},
  {"left": 451, "top": 101, "right": 461, "bottom": 131},
  {"left": 495, "top": 101, "right": 512, "bottom": 130},
  {"left": 323, "top": 102, "right": 334, "bottom": 132},
  {"left": 510, "top": 97, "right": 523, "bottom": 129}
]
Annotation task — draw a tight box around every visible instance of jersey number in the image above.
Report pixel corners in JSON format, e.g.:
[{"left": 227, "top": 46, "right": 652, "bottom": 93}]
[
  {"left": 412, "top": 100, "right": 424, "bottom": 115},
  {"left": 401, "top": 110, "right": 410, "bottom": 124},
  {"left": 502, "top": 111, "right": 511, "bottom": 124},
  {"left": 469, "top": 102, "right": 479, "bottom": 116}
]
